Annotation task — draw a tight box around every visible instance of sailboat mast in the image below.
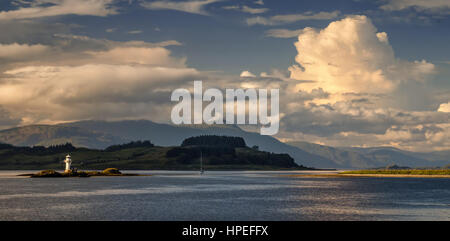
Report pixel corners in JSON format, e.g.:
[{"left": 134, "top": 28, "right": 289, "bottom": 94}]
[{"left": 200, "top": 150, "right": 204, "bottom": 175}]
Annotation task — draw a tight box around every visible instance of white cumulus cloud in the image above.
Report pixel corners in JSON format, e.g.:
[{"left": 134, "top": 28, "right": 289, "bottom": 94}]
[
  {"left": 240, "top": 70, "right": 257, "bottom": 78},
  {"left": 438, "top": 102, "right": 450, "bottom": 112},
  {"left": 289, "top": 15, "right": 435, "bottom": 95},
  {"left": 271, "top": 15, "right": 448, "bottom": 151}
]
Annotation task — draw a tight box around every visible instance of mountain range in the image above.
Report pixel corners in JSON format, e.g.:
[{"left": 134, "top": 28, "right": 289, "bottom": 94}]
[{"left": 0, "top": 120, "right": 448, "bottom": 169}]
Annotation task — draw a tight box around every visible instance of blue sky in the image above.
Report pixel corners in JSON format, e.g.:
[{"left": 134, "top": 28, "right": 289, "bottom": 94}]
[
  {"left": 0, "top": 0, "right": 449, "bottom": 151},
  {"left": 1, "top": 0, "right": 449, "bottom": 75}
]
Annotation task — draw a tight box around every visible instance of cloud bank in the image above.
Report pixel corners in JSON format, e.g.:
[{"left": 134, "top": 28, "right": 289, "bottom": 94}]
[
  {"left": 246, "top": 11, "right": 340, "bottom": 26},
  {"left": 140, "top": 0, "right": 220, "bottom": 15},
  {"left": 264, "top": 28, "right": 305, "bottom": 38},
  {"left": 0, "top": 0, "right": 117, "bottom": 20},
  {"left": 381, "top": 0, "right": 450, "bottom": 12},
  {"left": 0, "top": 11, "right": 447, "bottom": 152},
  {"left": 0, "top": 34, "right": 203, "bottom": 125},
  {"left": 223, "top": 5, "right": 269, "bottom": 14}
]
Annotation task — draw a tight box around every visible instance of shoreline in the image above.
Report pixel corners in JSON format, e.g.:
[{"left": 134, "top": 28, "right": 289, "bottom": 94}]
[
  {"left": 0, "top": 169, "right": 339, "bottom": 179},
  {"left": 3, "top": 170, "right": 450, "bottom": 179},
  {"left": 282, "top": 173, "right": 450, "bottom": 178},
  {"left": 0, "top": 167, "right": 333, "bottom": 172},
  {"left": 17, "top": 173, "right": 152, "bottom": 178}
]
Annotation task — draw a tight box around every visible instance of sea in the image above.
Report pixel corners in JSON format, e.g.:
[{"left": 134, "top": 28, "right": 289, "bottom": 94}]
[{"left": 0, "top": 170, "right": 448, "bottom": 221}]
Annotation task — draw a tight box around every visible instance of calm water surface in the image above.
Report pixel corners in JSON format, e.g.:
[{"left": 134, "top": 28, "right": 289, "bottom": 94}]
[{"left": 0, "top": 170, "right": 449, "bottom": 221}]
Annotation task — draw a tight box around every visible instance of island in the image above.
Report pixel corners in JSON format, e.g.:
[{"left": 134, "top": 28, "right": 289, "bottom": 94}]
[
  {"left": 0, "top": 135, "right": 314, "bottom": 171},
  {"left": 18, "top": 168, "right": 144, "bottom": 178}
]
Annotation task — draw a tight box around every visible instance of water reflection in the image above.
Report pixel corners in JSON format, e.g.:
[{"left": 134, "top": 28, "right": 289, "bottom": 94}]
[{"left": 0, "top": 171, "right": 448, "bottom": 220}]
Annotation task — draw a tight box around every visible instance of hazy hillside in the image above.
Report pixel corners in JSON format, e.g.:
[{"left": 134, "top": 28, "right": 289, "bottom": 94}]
[
  {"left": 287, "top": 141, "right": 449, "bottom": 168},
  {"left": 286, "top": 141, "right": 374, "bottom": 168},
  {"left": 59, "top": 120, "right": 334, "bottom": 168},
  {"left": 0, "top": 125, "right": 127, "bottom": 148},
  {"left": 0, "top": 120, "right": 448, "bottom": 169}
]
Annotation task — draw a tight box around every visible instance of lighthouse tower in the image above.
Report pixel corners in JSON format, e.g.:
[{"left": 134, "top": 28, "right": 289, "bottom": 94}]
[{"left": 64, "top": 154, "right": 72, "bottom": 172}]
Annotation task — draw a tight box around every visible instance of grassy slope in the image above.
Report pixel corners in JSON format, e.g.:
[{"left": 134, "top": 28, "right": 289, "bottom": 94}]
[{"left": 0, "top": 146, "right": 305, "bottom": 170}]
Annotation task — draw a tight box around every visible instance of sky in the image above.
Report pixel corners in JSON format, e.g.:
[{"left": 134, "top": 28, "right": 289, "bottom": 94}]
[{"left": 0, "top": 0, "right": 449, "bottom": 151}]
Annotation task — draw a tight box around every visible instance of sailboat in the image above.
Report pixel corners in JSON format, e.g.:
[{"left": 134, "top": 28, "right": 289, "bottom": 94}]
[{"left": 200, "top": 151, "right": 204, "bottom": 175}]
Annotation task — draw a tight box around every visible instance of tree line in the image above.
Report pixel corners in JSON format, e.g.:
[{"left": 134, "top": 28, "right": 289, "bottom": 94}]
[
  {"left": 105, "top": 140, "right": 154, "bottom": 152},
  {"left": 181, "top": 135, "right": 247, "bottom": 148}
]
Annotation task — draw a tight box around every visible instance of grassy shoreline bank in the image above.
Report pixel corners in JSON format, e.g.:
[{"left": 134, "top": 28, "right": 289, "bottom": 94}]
[
  {"left": 282, "top": 169, "right": 450, "bottom": 178},
  {"left": 340, "top": 169, "right": 450, "bottom": 175}
]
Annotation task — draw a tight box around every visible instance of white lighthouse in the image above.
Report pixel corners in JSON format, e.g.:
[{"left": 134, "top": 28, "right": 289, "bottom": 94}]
[{"left": 64, "top": 154, "right": 72, "bottom": 172}]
